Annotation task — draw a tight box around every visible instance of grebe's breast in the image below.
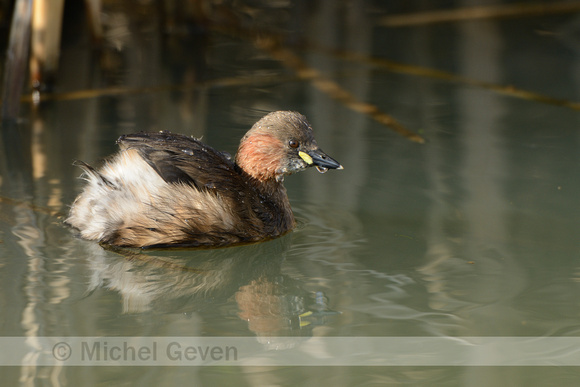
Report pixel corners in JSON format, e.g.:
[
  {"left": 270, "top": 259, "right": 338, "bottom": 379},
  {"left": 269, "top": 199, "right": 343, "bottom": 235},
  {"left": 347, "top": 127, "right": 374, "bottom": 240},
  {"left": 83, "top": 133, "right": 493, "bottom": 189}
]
[{"left": 66, "top": 132, "right": 294, "bottom": 248}]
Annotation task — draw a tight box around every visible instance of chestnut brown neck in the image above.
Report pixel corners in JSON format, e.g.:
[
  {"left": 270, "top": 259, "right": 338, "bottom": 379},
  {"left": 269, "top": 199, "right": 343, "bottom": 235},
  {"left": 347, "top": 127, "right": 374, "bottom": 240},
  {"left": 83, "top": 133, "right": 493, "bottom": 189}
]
[
  {"left": 235, "top": 134, "right": 295, "bottom": 234},
  {"left": 235, "top": 132, "right": 285, "bottom": 182}
]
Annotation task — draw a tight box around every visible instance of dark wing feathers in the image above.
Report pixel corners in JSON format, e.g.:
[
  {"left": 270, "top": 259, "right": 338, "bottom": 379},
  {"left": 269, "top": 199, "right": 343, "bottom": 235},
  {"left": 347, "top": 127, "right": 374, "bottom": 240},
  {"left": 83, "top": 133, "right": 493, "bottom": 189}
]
[
  {"left": 117, "top": 132, "right": 241, "bottom": 190},
  {"left": 73, "top": 159, "right": 116, "bottom": 188}
]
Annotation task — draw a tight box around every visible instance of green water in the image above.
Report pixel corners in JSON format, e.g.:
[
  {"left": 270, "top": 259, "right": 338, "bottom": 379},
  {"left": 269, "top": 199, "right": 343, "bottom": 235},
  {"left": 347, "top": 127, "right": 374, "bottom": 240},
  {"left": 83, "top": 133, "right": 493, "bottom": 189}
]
[{"left": 1, "top": 1, "right": 580, "bottom": 385}]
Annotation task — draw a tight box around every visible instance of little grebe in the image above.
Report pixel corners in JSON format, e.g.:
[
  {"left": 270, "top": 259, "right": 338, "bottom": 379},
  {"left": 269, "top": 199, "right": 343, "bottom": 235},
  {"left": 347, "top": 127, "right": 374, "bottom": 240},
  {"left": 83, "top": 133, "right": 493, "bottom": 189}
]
[{"left": 66, "top": 111, "right": 342, "bottom": 248}]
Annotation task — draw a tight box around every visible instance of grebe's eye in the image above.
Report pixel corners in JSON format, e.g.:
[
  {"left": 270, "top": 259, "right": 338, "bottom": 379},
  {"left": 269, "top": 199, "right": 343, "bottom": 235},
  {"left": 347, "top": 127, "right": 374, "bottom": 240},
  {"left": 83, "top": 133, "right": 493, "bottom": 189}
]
[{"left": 289, "top": 139, "right": 299, "bottom": 148}]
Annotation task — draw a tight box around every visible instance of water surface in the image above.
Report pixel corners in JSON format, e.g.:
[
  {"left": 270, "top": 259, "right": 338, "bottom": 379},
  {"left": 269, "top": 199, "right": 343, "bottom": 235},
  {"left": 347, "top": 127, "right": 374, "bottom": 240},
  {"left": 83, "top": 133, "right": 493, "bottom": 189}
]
[{"left": 1, "top": 1, "right": 580, "bottom": 385}]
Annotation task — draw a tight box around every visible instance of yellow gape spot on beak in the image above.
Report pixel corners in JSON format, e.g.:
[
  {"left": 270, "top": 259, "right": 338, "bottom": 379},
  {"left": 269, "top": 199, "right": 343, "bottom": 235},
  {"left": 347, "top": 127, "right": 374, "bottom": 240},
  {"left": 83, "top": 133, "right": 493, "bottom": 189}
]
[
  {"left": 299, "top": 151, "right": 313, "bottom": 165},
  {"left": 299, "top": 311, "right": 313, "bottom": 327}
]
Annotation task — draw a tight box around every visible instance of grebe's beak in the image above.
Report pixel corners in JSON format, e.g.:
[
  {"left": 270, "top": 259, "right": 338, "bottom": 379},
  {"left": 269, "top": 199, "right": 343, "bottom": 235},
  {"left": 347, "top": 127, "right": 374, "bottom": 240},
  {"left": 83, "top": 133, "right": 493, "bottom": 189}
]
[{"left": 299, "top": 149, "right": 343, "bottom": 174}]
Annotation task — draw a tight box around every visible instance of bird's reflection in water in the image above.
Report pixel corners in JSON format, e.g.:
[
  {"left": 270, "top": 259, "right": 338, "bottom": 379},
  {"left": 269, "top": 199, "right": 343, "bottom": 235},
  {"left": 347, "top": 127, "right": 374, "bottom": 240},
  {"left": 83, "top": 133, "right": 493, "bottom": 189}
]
[{"left": 84, "top": 235, "right": 339, "bottom": 342}]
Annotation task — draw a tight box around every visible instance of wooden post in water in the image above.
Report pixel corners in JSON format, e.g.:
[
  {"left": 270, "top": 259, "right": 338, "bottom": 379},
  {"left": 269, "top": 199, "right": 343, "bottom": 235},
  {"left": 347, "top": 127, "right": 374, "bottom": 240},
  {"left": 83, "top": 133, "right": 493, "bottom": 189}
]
[
  {"left": 30, "top": 0, "right": 65, "bottom": 92},
  {"left": 84, "top": 0, "right": 103, "bottom": 45}
]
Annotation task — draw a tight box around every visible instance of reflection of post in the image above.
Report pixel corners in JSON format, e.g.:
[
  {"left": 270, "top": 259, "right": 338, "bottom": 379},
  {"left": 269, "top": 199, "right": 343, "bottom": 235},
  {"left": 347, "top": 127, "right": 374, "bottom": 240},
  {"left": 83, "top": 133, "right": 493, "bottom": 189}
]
[
  {"left": 421, "top": 12, "right": 524, "bottom": 332},
  {"left": 458, "top": 22, "right": 506, "bottom": 259},
  {"left": 456, "top": 16, "right": 525, "bottom": 386},
  {"left": 305, "top": 0, "right": 370, "bottom": 210},
  {"left": 459, "top": 16, "right": 528, "bottom": 310},
  {"left": 84, "top": 0, "right": 103, "bottom": 45},
  {"left": 1, "top": 0, "right": 32, "bottom": 120}
]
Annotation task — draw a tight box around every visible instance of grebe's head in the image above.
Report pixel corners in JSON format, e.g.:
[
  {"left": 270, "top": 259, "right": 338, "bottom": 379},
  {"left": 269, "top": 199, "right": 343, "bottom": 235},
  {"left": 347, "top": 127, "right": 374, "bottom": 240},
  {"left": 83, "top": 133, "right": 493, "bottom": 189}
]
[{"left": 235, "top": 111, "right": 343, "bottom": 182}]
